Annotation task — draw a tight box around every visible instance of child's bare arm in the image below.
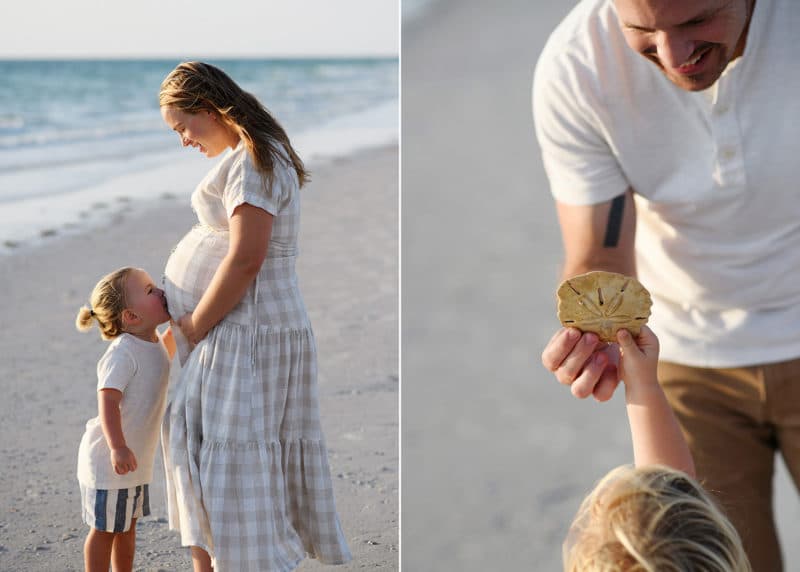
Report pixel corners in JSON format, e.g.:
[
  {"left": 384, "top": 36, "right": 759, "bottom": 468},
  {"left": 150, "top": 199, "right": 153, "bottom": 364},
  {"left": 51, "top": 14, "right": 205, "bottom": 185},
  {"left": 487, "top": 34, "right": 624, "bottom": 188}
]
[
  {"left": 616, "top": 326, "right": 696, "bottom": 477},
  {"left": 161, "top": 324, "right": 177, "bottom": 360},
  {"left": 98, "top": 389, "right": 138, "bottom": 475}
]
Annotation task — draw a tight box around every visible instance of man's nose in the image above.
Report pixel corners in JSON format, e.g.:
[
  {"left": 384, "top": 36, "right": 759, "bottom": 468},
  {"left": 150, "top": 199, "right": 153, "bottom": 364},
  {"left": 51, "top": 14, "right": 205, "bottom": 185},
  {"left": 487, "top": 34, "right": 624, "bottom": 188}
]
[
  {"left": 655, "top": 32, "right": 695, "bottom": 69},
  {"left": 181, "top": 136, "right": 190, "bottom": 147}
]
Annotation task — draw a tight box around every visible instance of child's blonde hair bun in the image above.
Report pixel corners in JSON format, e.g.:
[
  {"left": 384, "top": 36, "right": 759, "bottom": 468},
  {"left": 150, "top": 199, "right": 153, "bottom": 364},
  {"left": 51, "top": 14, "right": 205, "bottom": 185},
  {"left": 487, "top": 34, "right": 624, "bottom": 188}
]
[{"left": 75, "top": 267, "right": 135, "bottom": 340}]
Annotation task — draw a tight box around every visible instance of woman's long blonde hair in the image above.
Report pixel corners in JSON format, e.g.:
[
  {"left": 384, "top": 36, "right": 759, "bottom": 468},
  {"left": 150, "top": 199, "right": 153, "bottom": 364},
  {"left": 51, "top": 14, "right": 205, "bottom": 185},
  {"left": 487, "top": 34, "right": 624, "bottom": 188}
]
[
  {"left": 159, "top": 61, "right": 308, "bottom": 189},
  {"left": 75, "top": 267, "right": 134, "bottom": 340},
  {"left": 563, "top": 465, "right": 751, "bottom": 572}
]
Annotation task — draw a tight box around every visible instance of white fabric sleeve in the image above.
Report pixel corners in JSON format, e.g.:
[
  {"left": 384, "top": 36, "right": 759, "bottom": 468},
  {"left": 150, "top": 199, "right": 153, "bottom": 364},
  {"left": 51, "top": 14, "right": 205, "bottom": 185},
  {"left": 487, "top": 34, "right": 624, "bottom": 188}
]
[
  {"left": 532, "top": 50, "right": 628, "bottom": 206},
  {"left": 96, "top": 345, "right": 136, "bottom": 392},
  {"left": 222, "top": 151, "right": 284, "bottom": 218}
]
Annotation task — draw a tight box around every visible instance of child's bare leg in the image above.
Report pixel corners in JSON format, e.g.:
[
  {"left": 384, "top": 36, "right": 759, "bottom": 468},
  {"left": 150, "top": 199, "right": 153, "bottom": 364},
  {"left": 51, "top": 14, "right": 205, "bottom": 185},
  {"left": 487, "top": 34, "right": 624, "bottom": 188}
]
[
  {"left": 191, "top": 546, "right": 214, "bottom": 572},
  {"left": 84, "top": 527, "right": 114, "bottom": 572},
  {"left": 110, "top": 517, "right": 137, "bottom": 572}
]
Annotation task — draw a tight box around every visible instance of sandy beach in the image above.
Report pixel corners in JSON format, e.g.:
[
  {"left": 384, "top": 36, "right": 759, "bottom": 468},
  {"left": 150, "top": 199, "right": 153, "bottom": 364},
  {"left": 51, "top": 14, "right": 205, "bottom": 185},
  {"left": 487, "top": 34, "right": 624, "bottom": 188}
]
[
  {"left": 0, "top": 145, "right": 398, "bottom": 571},
  {"left": 401, "top": 1, "right": 800, "bottom": 571}
]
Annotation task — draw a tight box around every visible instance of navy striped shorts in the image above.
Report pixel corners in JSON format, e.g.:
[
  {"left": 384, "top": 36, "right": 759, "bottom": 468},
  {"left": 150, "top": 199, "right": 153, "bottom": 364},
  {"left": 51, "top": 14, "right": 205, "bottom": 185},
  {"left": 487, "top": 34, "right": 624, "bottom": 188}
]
[{"left": 80, "top": 483, "right": 151, "bottom": 533}]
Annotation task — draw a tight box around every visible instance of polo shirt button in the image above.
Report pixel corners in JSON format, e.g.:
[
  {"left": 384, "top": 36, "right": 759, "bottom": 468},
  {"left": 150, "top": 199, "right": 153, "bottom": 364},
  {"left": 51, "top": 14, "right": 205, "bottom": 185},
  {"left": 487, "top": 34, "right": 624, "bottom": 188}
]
[
  {"left": 715, "top": 104, "right": 730, "bottom": 115},
  {"left": 721, "top": 147, "right": 736, "bottom": 160}
]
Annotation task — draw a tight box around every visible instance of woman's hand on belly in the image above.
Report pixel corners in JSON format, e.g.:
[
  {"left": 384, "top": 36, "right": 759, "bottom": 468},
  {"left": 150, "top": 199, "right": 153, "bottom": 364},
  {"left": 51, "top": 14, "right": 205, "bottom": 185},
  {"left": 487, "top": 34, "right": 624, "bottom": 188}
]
[{"left": 177, "top": 312, "right": 205, "bottom": 346}]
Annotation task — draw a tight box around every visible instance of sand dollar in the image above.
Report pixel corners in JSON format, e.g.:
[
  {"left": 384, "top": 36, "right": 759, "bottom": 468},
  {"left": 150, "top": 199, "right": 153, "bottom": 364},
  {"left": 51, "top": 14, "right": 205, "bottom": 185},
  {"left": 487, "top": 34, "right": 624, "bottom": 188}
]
[{"left": 556, "top": 271, "right": 652, "bottom": 342}]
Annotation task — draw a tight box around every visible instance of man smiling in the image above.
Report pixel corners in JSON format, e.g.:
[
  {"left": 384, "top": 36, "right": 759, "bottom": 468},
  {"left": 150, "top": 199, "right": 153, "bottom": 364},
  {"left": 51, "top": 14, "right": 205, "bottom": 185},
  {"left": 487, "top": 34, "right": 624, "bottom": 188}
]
[
  {"left": 616, "top": 0, "right": 754, "bottom": 91},
  {"left": 534, "top": 0, "right": 800, "bottom": 570}
]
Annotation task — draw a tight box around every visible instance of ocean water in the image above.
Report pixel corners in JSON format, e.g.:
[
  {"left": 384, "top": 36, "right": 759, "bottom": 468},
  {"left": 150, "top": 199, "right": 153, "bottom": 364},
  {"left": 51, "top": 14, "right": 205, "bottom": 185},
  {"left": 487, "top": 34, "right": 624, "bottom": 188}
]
[{"left": 0, "top": 58, "right": 398, "bottom": 249}]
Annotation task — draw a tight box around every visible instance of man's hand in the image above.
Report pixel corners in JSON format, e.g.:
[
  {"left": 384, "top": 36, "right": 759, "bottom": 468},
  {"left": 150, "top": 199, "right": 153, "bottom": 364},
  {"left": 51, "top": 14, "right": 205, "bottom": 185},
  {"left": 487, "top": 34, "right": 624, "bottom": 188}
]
[{"left": 541, "top": 327, "right": 622, "bottom": 401}]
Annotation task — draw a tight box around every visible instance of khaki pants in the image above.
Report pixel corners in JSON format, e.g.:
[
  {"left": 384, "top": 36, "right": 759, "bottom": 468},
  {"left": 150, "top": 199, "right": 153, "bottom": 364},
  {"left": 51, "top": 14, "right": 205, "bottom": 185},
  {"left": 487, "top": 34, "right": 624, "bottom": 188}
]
[{"left": 658, "top": 358, "right": 800, "bottom": 572}]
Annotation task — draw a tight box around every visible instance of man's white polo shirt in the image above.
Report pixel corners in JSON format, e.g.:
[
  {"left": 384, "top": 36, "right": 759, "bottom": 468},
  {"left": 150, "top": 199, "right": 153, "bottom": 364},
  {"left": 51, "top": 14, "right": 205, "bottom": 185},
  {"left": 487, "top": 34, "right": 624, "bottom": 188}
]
[{"left": 533, "top": 0, "right": 800, "bottom": 367}]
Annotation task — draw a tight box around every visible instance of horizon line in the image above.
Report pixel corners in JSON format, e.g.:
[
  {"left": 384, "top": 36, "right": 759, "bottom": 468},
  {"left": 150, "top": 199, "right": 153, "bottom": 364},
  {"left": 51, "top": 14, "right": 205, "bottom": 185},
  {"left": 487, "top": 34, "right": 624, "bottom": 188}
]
[{"left": 0, "top": 53, "right": 398, "bottom": 61}]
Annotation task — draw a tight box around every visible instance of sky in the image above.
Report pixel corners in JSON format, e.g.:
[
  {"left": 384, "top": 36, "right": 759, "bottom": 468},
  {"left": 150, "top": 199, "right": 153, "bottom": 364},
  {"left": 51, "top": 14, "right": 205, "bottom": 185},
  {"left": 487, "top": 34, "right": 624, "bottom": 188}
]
[{"left": 0, "top": 0, "right": 398, "bottom": 59}]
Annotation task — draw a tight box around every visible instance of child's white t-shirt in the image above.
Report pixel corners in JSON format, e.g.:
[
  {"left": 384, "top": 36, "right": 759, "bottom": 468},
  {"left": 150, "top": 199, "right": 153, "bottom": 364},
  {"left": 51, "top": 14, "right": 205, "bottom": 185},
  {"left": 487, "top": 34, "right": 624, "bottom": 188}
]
[{"left": 77, "top": 333, "right": 170, "bottom": 489}]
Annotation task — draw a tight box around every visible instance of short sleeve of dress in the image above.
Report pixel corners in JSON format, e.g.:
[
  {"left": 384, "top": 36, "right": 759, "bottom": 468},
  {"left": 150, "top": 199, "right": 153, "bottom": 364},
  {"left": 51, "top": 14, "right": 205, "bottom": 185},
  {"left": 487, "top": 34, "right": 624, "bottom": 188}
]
[
  {"left": 532, "top": 48, "right": 629, "bottom": 206},
  {"left": 222, "top": 149, "right": 286, "bottom": 218},
  {"left": 96, "top": 344, "right": 137, "bottom": 393}
]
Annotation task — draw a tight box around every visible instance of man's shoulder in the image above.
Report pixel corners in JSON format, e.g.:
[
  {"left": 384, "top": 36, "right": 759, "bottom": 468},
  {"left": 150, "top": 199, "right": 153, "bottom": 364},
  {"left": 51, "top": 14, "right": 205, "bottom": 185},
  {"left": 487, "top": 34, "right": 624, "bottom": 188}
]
[
  {"left": 534, "top": 0, "right": 648, "bottom": 109},
  {"left": 542, "top": 0, "right": 618, "bottom": 62}
]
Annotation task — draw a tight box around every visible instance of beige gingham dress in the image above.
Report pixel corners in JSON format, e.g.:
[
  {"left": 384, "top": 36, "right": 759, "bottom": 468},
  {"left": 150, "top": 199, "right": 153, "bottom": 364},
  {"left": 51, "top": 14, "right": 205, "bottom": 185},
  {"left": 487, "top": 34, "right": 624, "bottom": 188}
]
[{"left": 162, "top": 141, "right": 351, "bottom": 571}]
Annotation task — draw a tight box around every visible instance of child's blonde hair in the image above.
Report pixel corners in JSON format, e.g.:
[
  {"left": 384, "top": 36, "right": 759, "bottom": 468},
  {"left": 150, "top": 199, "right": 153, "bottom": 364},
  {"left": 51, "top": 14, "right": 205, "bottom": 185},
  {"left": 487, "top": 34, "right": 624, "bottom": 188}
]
[
  {"left": 75, "top": 267, "right": 135, "bottom": 340},
  {"left": 563, "top": 465, "right": 751, "bottom": 572}
]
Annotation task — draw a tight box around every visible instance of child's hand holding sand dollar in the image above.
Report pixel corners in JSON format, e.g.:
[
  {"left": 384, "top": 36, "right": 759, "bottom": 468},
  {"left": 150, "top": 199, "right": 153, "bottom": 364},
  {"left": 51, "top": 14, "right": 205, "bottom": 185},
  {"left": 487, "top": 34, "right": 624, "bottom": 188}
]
[
  {"left": 616, "top": 326, "right": 659, "bottom": 391},
  {"left": 546, "top": 270, "right": 652, "bottom": 400}
]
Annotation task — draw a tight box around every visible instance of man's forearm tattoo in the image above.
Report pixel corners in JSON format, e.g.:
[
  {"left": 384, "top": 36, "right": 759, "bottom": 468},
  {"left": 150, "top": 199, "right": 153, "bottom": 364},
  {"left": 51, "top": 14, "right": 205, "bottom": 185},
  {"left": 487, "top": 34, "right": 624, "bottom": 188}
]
[{"left": 603, "top": 193, "right": 625, "bottom": 248}]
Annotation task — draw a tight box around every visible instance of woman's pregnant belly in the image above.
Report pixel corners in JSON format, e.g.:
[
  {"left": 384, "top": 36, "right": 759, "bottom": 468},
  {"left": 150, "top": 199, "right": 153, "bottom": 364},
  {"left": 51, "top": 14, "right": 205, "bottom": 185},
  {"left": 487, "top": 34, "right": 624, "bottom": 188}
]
[
  {"left": 164, "top": 224, "right": 309, "bottom": 330},
  {"left": 164, "top": 225, "right": 227, "bottom": 320}
]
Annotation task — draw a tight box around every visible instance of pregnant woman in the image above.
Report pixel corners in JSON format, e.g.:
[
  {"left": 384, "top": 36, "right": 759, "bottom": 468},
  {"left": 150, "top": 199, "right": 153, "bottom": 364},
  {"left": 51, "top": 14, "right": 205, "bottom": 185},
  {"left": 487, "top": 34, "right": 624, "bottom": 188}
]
[{"left": 159, "top": 62, "right": 351, "bottom": 572}]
